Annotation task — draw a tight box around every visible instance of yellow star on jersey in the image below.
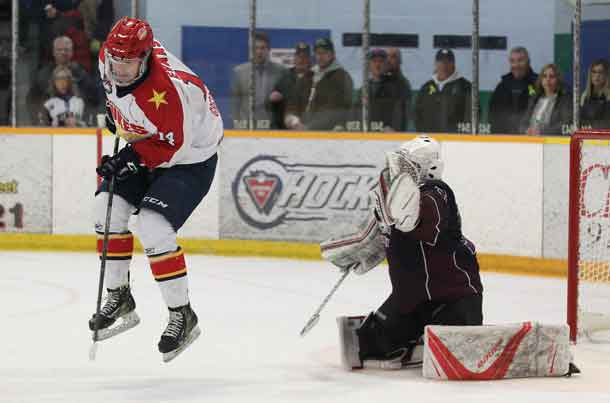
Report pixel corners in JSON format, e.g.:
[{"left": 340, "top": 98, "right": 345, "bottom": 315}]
[{"left": 148, "top": 89, "right": 168, "bottom": 110}]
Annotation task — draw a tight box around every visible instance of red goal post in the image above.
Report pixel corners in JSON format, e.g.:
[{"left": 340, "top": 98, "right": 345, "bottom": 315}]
[{"left": 568, "top": 129, "right": 610, "bottom": 343}]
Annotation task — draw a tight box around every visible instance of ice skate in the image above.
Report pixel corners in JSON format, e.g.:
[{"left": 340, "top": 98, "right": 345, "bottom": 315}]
[
  {"left": 89, "top": 285, "right": 140, "bottom": 341},
  {"left": 362, "top": 343, "right": 423, "bottom": 370},
  {"left": 158, "top": 304, "right": 201, "bottom": 362}
]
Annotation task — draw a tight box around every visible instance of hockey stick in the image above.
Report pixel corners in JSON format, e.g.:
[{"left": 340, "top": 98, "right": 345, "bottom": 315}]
[
  {"left": 300, "top": 266, "right": 353, "bottom": 337},
  {"left": 89, "top": 135, "right": 120, "bottom": 361}
]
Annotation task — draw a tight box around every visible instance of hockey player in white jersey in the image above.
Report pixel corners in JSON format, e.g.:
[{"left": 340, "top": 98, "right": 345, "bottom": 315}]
[{"left": 89, "top": 17, "right": 223, "bottom": 362}]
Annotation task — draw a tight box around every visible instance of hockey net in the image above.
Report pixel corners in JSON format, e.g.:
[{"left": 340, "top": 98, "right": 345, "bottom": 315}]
[{"left": 568, "top": 129, "right": 610, "bottom": 343}]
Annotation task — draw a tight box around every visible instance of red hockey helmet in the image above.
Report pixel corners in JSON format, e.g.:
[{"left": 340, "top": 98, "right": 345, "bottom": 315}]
[
  {"left": 106, "top": 17, "right": 153, "bottom": 60},
  {"left": 104, "top": 17, "right": 154, "bottom": 85}
]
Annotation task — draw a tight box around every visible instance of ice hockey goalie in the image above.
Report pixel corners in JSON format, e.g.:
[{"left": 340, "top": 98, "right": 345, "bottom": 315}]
[{"left": 321, "top": 136, "right": 577, "bottom": 379}]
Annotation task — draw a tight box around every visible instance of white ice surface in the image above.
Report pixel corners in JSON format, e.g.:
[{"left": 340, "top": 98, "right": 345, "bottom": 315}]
[{"left": 1, "top": 251, "right": 609, "bottom": 403}]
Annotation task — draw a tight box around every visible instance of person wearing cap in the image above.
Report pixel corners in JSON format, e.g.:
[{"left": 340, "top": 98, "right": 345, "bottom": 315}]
[
  {"left": 489, "top": 47, "right": 538, "bottom": 134},
  {"left": 231, "top": 32, "right": 287, "bottom": 128},
  {"left": 354, "top": 48, "right": 410, "bottom": 131},
  {"left": 39, "top": 65, "right": 85, "bottom": 127},
  {"left": 267, "top": 42, "right": 313, "bottom": 129},
  {"left": 415, "top": 48, "right": 472, "bottom": 133},
  {"left": 288, "top": 37, "right": 353, "bottom": 131}
]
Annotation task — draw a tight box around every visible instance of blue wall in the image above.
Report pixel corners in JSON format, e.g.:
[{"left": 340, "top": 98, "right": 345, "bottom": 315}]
[
  {"left": 146, "top": 0, "right": 555, "bottom": 92},
  {"left": 182, "top": 26, "right": 329, "bottom": 128}
]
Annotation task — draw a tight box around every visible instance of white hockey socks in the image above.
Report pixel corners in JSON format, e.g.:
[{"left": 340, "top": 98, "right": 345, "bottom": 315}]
[
  {"left": 95, "top": 194, "right": 136, "bottom": 289},
  {"left": 96, "top": 231, "right": 133, "bottom": 289},
  {"left": 138, "top": 209, "right": 189, "bottom": 308}
]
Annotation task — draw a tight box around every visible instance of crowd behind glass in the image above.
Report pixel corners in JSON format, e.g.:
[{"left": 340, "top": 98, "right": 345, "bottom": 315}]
[{"left": 6, "top": 2, "right": 609, "bottom": 135}]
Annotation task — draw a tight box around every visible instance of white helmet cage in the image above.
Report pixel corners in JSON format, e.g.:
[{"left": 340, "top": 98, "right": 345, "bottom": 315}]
[{"left": 398, "top": 135, "right": 444, "bottom": 181}]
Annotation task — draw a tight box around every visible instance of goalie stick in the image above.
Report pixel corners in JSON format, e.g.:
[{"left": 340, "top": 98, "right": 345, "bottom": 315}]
[{"left": 300, "top": 267, "right": 353, "bottom": 337}]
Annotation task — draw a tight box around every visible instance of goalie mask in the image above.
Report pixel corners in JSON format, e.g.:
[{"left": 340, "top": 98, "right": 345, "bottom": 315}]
[{"left": 385, "top": 135, "right": 444, "bottom": 184}]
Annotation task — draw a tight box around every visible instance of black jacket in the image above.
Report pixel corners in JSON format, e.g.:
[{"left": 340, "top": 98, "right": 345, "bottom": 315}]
[
  {"left": 268, "top": 67, "right": 313, "bottom": 129},
  {"left": 489, "top": 69, "right": 538, "bottom": 134},
  {"left": 304, "top": 66, "right": 353, "bottom": 131},
  {"left": 355, "top": 71, "right": 411, "bottom": 131},
  {"left": 415, "top": 76, "right": 472, "bottom": 133},
  {"left": 520, "top": 89, "right": 573, "bottom": 135},
  {"left": 580, "top": 93, "right": 610, "bottom": 129}
]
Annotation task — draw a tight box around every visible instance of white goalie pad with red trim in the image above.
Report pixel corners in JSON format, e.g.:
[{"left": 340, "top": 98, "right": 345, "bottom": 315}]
[{"left": 423, "top": 322, "right": 574, "bottom": 380}]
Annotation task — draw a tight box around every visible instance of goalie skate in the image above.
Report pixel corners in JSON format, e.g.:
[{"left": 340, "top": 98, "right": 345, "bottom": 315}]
[
  {"left": 338, "top": 315, "right": 423, "bottom": 370},
  {"left": 89, "top": 285, "right": 140, "bottom": 341},
  {"left": 362, "top": 344, "right": 423, "bottom": 370},
  {"left": 159, "top": 304, "right": 201, "bottom": 363}
]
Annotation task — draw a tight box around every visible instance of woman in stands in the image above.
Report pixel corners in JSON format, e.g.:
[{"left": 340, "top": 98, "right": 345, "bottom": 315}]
[
  {"left": 580, "top": 59, "right": 610, "bottom": 129},
  {"left": 40, "top": 65, "right": 85, "bottom": 127},
  {"left": 521, "top": 63, "right": 572, "bottom": 135}
]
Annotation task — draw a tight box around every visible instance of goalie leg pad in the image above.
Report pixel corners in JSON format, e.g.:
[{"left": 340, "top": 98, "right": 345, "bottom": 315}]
[
  {"left": 337, "top": 316, "right": 365, "bottom": 370},
  {"left": 423, "top": 322, "right": 575, "bottom": 380}
]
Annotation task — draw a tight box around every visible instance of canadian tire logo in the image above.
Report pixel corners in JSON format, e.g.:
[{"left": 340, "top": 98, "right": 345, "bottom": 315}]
[
  {"left": 232, "top": 155, "right": 377, "bottom": 230},
  {"left": 243, "top": 171, "right": 282, "bottom": 215}
]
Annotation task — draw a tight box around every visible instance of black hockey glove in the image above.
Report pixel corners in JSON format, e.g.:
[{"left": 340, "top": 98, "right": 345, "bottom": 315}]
[{"left": 96, "top": 145, "right": 140, "bottom": 181}]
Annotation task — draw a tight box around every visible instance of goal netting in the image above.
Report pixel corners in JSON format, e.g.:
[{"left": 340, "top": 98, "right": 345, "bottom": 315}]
[{"left": 568, "top": 130, "right": 610, "bottom": 343}]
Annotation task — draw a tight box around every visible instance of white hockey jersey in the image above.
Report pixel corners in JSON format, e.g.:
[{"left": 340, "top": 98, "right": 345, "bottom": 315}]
[
  {"left": 43, "top": 95, "right": 85, "bottom": 127},
  {"left": 99, "top": 40, "right": 223, "bottom": 168}
]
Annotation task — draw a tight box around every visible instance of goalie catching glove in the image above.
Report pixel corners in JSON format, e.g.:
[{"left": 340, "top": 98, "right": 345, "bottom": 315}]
[
  {"left": 321, "top": 168, "right": 421, "bottom": 274},
  {"left": 320, "top": 214, "right": 386, "bottom": 275},
  {"left": 321, "top": 135, "right": 442, "bottom": 274}
]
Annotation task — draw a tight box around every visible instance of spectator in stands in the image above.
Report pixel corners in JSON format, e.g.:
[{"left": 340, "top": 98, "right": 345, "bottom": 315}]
[
  {"left": 288, "top": 38, "right": 353, "bottom": 131},
  {"left": 35, "top": 1, "right": 78, "bottom": 64},
  {"left": 268, "top": 42, "right": 313, "bottom": 130},
  {"left": 50, "top": 4, "right": 91, "bottom": 72},
  {"left": 28, "top": 35, "right": 96, "bottom": 122},
  {"left": 386, "top": 47, "right": 412, "bottom": 129},
  {"left": 521, "top": 63, "right": 572, "bottom": 135},
  {"left": 231, "top": 32, "right": 286, "bottom": 128},
  {"left": 489, "top": 46, "right": 538, "bottom": 134},
  {"left": 36, "top": 1, "right": 92, "bottom": 72},
  {"left": 415, "top": 48, "right": 472, "bottom": 133},
  {"left": 354, "top": 48, "right": 409, "bottom": 132},
  {"left": 580, "top": 59, "right": 610, "bottom": 129},
  {"left": 39, "top": 65, "right": 85, "bottom": 127},
  {"left": 78, "top": 0, "right": 115, "bottom": 57}
]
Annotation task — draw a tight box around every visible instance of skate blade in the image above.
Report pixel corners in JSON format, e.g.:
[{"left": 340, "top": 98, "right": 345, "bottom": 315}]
[
  {"left": 362, "top": 345, "right": 423, "bottom": 370},
  {"left": 363, "top": 359, "right": 404, "bottom": 370},
  {"left": 362, "top": 359, "right": 423, "bottom": 370},
  {"left": 94, "top": 311, "right": 141, "bottom": 342},
  {"left": 162, "top": 325, "right": 202, "bottom": 363}
]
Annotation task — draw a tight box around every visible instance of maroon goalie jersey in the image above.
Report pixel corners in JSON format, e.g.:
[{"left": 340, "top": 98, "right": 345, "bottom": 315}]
[{"left": 385, "top": 179, "right": 483, "bottom": 314}]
